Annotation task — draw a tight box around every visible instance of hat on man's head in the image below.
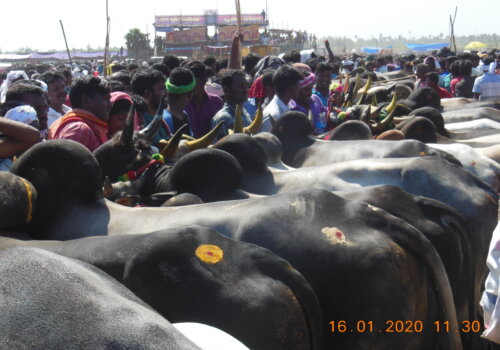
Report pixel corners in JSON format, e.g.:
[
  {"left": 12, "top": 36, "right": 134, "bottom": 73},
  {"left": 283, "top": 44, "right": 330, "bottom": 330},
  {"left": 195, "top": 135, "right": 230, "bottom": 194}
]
[{"left": 342, "top": 60, "right": 354, "bottom": 66}]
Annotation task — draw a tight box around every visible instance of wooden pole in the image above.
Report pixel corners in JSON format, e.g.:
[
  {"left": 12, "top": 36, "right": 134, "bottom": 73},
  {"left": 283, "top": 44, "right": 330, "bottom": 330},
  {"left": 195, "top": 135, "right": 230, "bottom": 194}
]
[
  {"left": 235, "top": 0, "right": 242, "bottom": 34},
  {"left": 234, "top": 0, "right": 242, "bottom": 67},
  {"left": 59, "top": 20, "right": 74, "bottom": 69},
  {"left": 103, "top": 0, "right": 110, "bottom": 77},
  {"left": 450, "top": 7, "right": 458, "bottom": 53}
]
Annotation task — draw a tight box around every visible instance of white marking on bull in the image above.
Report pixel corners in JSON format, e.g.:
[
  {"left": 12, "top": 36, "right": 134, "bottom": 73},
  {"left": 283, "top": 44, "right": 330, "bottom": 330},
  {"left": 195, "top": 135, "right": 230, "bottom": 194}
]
[{"left": 321, "top": 227, "right": 350, "bottom": 245}]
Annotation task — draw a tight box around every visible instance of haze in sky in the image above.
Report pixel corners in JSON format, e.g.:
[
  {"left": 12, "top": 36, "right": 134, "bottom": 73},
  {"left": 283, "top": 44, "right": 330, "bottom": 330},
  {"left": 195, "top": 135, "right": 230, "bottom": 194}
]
[{"left": 1, "top": 0, "right": 498, "bottom": 52}]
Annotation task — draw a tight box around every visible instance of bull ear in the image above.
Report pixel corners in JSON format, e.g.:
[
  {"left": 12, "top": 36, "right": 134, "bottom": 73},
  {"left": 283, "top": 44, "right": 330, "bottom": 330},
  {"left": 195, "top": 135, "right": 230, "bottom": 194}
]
[
  {"left": 160, "top": 124, "right": 190, "bottom": 159},
  {"left": 120, "top": 102, "right": 136, "bottom": 146},
  {"left": 269, "top": 115, "right": 276, "bottom": 128},
  {"left": 185, "top": 121, "right": 224, "bottom": 151},
  {"left": 139, "top": 94, "right": 167, "bottom": 140},
  {"left": 386, "top": 83, "right": 397, "bottom": 93},
  {"left": 103, "top": 176, "right": 115, "bottom": 198}
]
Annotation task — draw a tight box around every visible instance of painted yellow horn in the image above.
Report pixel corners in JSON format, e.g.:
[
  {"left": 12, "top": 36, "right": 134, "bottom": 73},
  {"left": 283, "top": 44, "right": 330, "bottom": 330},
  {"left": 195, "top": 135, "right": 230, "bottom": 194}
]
[
  {"left": 379, "top": 104, "right": 401, "bottom": 127},
  {"left": 370, "top": 104, "right": 399, "bottom": 132},
  {"left": 385, "top": 91, "right": 398, "bottom": 113},
  {"left": 233, "top": 104, "right": 244, "bottom": 133},
  {"left": 243, "top": 103, "right": 263, "bottom": 134},
  {"left": 352, "top": 74, "right": 362, "bottom": 96},
  {"left": 342, "top": 73, "right": 350, "bottom": 94},
  {"left": 359, "top": 74, "right": 372, "bottom": 94},
  {"left": 160, "top": 124, "right": 190, "bottom": 159},
  {"left": 185, "top": 121, "right": 224, "bottom": 151}
]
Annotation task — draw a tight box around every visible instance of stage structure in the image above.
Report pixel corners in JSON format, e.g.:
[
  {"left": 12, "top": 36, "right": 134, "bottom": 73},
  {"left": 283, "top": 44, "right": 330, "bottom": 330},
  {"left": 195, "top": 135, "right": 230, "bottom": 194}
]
[{"left": 153, "top": 10, "right": 271, "bottom": 57}]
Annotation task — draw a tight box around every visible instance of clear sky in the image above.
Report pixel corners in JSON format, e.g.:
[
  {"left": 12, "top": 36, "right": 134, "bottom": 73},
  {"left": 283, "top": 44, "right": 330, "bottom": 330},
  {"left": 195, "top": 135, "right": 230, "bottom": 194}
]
[{"left": 1, "top": 0, "right": 498, "bottom": 52}]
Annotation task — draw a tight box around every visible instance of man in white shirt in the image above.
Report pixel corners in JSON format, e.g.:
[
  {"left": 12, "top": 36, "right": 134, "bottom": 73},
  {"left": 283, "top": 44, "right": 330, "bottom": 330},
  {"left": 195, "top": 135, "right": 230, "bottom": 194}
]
[
  {"left": 41, "top": 71, "right": 71, "bottom": 127},
  {"left": 261, "top": 65, "right": 302, "bottom": 132}
]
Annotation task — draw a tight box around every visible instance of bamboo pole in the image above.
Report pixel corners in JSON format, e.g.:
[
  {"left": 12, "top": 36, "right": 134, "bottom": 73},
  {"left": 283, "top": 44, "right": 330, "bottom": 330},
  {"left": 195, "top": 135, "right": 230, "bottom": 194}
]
[
  {"left": 103, "top": 0, "right": 110, "bottom": 77},
  {"left": 59, "top": 20, "right": 74, "bottom": 69},
  {"left": 450, "top": 7, "right": 458, "bottom": 53}
]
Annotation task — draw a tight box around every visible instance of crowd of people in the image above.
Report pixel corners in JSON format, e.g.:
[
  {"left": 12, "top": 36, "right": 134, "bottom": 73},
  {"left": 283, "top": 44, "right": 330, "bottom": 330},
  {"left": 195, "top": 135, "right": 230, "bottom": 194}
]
[
  {"left": 1, "top": 41, "right": 499, "bottom": 170},
  {"left": 260, "top": 30, "right": 316, "bottom": 50}
]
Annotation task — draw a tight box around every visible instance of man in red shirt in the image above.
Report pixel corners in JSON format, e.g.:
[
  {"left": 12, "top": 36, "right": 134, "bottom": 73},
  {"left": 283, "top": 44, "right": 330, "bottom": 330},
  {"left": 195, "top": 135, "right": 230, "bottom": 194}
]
[
  {"left": 49, "top": 76, "right": 112, "bottom": 151},
  {"left": 426, "top": 72, "right": 452, "bottom": 99}
]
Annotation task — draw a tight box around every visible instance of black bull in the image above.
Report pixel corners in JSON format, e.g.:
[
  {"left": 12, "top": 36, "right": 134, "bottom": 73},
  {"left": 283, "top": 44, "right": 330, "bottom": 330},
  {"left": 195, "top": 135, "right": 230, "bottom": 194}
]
[
  {"left": 0, "top": 247, "right": 202, "bottom": 350},
  {"left": 0, "top": 225, "right": 322, "bottom": 350},
  {"left": 9, "top": 140, "right": 462, "bottom": 349},
  {"left": 10, "top": 139, "right": 491, "bottom": 349}
]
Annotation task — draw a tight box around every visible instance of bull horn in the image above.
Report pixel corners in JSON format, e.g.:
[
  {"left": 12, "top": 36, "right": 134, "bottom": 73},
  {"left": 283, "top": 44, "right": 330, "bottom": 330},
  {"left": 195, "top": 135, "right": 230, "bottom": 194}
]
[
  {"left": 185, "top": 121, "right": 224, "bottom": 151},
  {"left": 371, "top": 104, "right": 399, "bottom": 131},
  {"left": 356, "top": 75, "right": 372, "bottom": 105},
  {"left": 356, "top": 92, "right": 366, "bottom": 105},
  {"left": 120, "top": 102, "right": 136, "bottom": 146},
  {"left": 360, "top": 74, "right": 372, "bottom": 94},
  {"left": 307, "top": 108, "right": 314, "bottom": 124},
  {"left": 393, "top": 116, "right": 411, "bottom": 125},
  {"left": 368, "top": 105, "right": 384, "bottom": 120},
  {"left": 380, "top": 105, "right": 398, "bottom": 127},
  {"left": 371, "top": 94, "right": 378, "bottom": 106},
  {"left": 139, "top": 94, "right": 167, "bottom": 140},
  {"left": 351, "top": 74, "right": 362, "bottom": 97},
  {"left": 243, "top": 103, "right": 263, "bottom": 134},
  {"left": 233, "top": 104, "right": 244, "bottom": 133},
  {"left": 181, "top": 134, "right": 196, "bottom": 141},
  {"left": 160, "top": 124, "right": 190, "bottom": 159},
  {"left": 385, "top": 91, "right": 398, "bottom": 113},
  {"left": 342, "top": 73, "right": 350, "bottom": 94},
  {"left": 361, "top": 106, "right": 371, "bottom": 123}
]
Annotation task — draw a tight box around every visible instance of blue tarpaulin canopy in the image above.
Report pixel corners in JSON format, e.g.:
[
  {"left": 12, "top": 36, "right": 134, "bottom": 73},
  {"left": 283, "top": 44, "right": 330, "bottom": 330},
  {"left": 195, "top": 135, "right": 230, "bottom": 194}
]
[
  {"left": 362, "top": 47, "right": 380, "bottom": 54},
  {"left": 362, "top": 46, "right": 392, "bottom": 54},
  {"left": 405, "top": 43, "right": 448, "bottom": 51}
]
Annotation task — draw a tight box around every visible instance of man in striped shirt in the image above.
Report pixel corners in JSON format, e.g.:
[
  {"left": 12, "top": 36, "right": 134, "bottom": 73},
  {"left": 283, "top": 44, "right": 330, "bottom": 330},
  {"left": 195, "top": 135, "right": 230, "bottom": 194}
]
[{"left": 473, "top": 59, "right": 500, "bottom": 101}]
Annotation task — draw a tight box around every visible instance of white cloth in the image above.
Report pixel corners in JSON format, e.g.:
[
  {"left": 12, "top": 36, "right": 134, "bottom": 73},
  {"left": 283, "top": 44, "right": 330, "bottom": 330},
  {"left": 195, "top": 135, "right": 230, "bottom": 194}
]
[
  {"left": 481, "top": 223, "right": 500, "bottom": 343},
  {"left": 0, "top": 70, "right": 29, "bottom": 103},
  {"left": 300, "top": 49, "right": 315, "bottom": 63},
  {"left": 261, "top": 95, "right": 290, "bottom": 132},
  {"left": 47, "top": 105, "right": 71, "bottom": 128},
  {"left": 5, "top": 105, "right": 38, "bottom": 125}
]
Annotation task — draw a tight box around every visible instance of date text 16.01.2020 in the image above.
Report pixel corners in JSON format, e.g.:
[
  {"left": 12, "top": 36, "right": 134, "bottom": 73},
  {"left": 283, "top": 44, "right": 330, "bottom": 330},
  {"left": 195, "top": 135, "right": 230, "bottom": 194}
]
[{"left": 329, "top": 320, "right": 482, "bottom": 333}]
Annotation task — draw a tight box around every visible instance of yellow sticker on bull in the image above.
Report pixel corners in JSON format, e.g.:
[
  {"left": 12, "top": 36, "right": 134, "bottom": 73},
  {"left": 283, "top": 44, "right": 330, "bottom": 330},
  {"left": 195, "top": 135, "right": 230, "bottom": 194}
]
[{"left": 195, "top": 244, "right": 224, "bottom": 264}]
